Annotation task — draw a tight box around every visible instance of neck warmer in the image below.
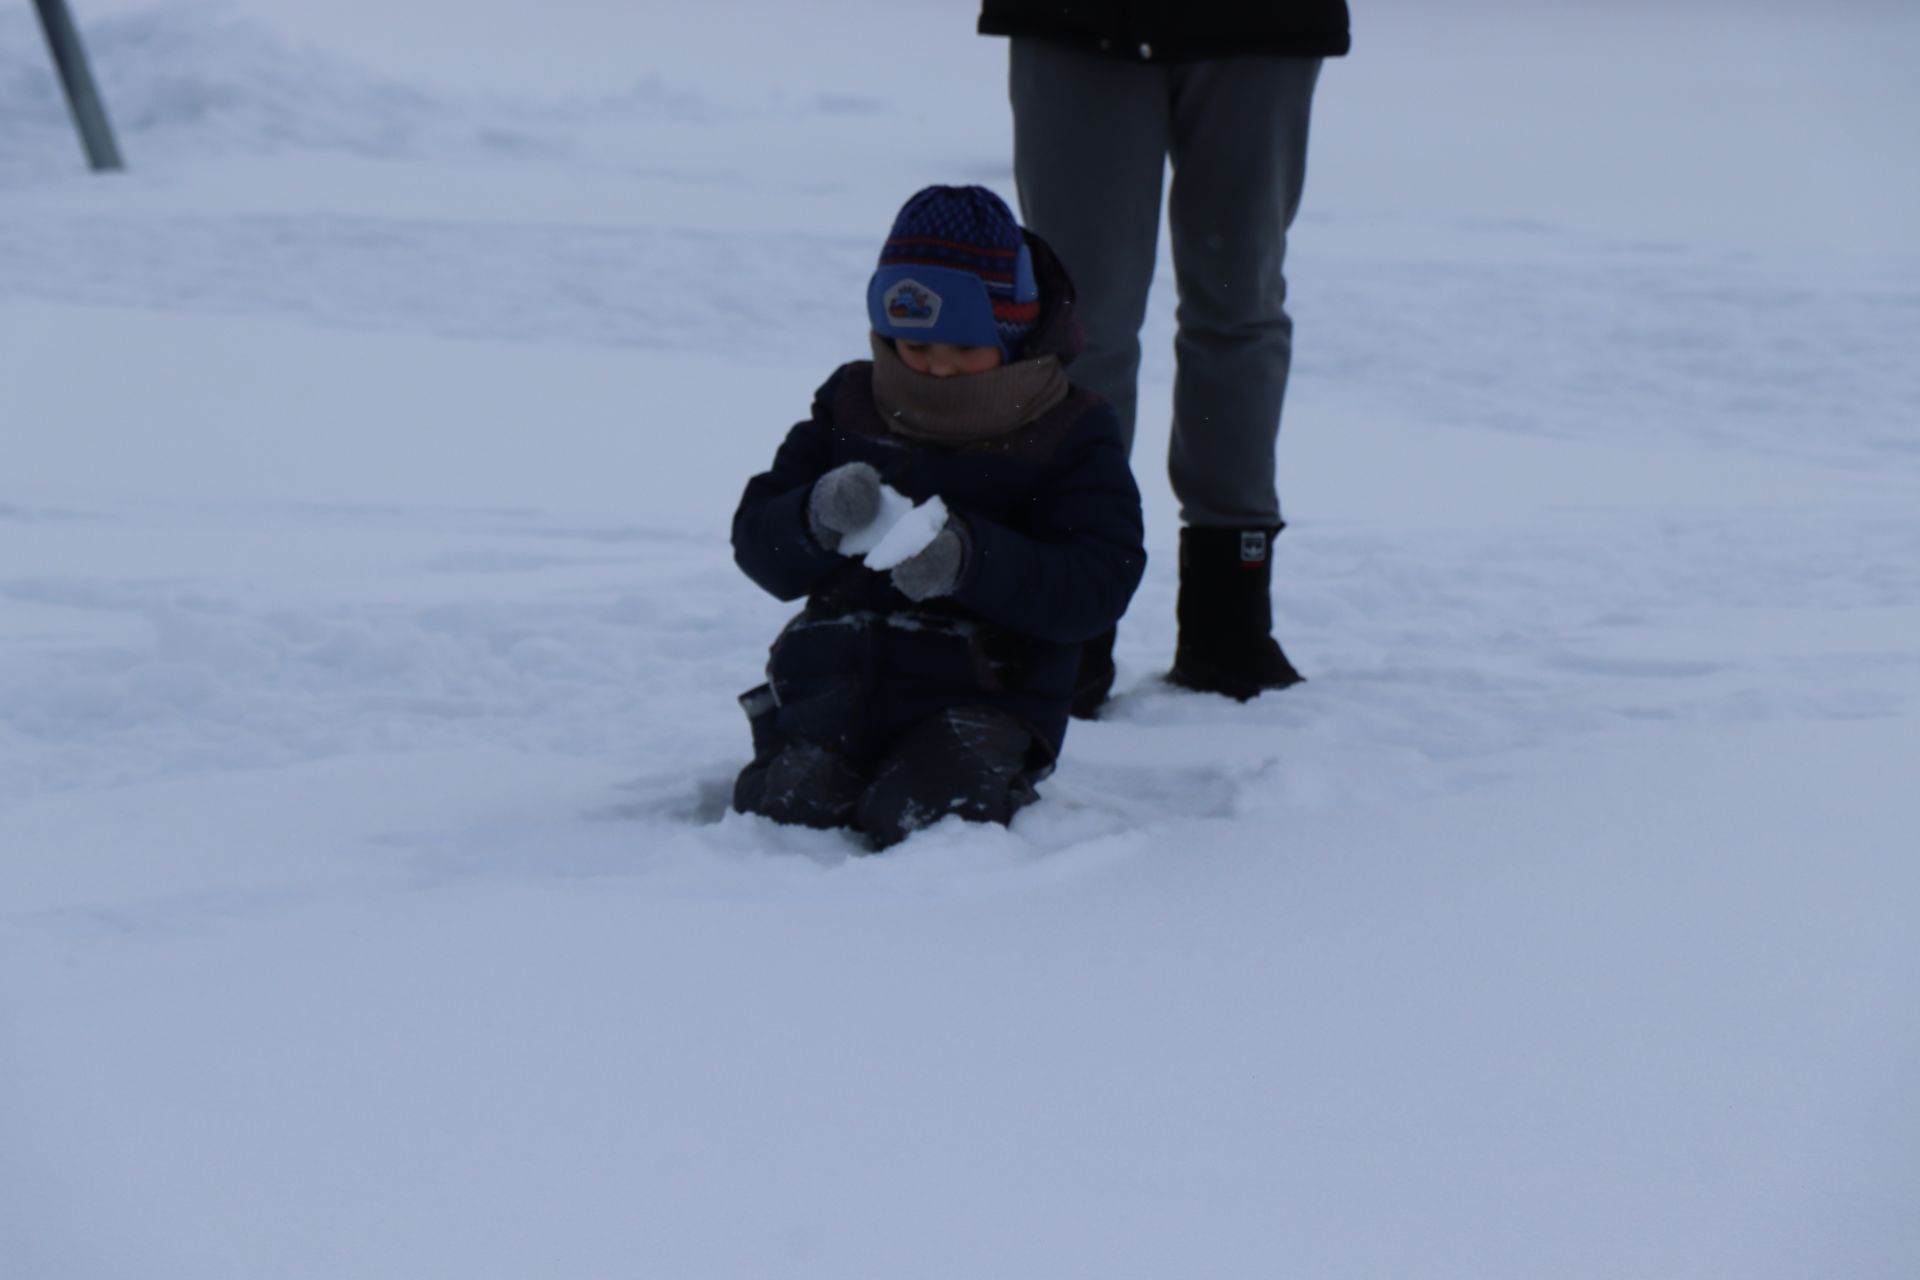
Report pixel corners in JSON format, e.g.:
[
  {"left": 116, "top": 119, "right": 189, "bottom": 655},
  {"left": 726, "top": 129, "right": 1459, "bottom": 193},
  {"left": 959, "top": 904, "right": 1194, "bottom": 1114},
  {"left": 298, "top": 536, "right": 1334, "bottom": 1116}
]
[{"left": 869, "top": 333, "right": 1071, "bottom": 444}]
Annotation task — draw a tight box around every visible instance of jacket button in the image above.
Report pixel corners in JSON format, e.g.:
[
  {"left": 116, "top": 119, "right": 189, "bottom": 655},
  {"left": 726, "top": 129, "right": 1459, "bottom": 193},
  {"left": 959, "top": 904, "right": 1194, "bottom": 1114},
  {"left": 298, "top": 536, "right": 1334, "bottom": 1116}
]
[
  {"left": 1098, "top": 37, "right": 1112, "bottom": 51},
  {"left": 1139, "top": 42, "right": 1153, "bottom": 58}
]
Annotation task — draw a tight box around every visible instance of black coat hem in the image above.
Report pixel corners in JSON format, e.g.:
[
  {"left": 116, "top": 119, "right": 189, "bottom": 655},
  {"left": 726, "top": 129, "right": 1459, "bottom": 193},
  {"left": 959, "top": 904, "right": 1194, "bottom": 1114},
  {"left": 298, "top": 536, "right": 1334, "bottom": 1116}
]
[{"left": 977, "top": 19, "right": 1350, "bottom": 61}]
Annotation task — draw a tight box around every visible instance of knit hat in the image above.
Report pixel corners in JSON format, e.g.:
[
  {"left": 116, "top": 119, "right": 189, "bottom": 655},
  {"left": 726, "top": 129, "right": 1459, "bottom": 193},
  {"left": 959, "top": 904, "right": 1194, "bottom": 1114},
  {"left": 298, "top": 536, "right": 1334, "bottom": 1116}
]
[{"left": 867, "top": 185, "right": 1041, "bottom": 360}]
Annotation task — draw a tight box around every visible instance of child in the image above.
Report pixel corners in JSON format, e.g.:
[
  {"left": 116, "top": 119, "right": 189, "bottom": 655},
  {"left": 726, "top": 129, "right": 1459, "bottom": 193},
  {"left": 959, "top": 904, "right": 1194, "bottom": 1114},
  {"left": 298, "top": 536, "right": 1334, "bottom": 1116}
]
[{"left": 731, "top": 185, "right": 1145, "bottom": 850}]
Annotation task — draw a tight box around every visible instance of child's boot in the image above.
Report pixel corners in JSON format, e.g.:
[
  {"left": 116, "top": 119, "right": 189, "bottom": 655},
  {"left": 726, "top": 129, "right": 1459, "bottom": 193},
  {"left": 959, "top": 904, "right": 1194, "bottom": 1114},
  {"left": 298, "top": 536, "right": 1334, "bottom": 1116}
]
[
  {"left": 1167, "top": 526, "right": 1305, "bottom": 701},
  {"left": 734, "top": 741, "right": 866, "bottom": 829},
  {"left": 732, "top": 684, "right": 866, "bottom": 828},
  {"left": 1069, "top": 625, "right": 1118, "bottom": 720},
  {"left": 855, "top": 706, "right": 1043, "bottom": 851}
]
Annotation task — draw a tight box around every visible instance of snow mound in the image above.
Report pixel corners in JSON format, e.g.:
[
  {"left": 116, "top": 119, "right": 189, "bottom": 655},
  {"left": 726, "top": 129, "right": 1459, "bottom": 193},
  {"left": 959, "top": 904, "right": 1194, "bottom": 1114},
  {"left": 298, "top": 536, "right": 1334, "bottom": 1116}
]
[
  {"left": 5, "top": 9, "right": 381, "bottom": 157},
  {"left": 0, "top": 4, "right": 552, "bottom": 166}
]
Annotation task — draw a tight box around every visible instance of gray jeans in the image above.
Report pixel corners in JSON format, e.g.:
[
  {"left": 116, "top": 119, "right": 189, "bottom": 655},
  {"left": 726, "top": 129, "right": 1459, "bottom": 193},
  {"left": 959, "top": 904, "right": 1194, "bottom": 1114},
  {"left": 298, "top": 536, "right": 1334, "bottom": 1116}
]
[{"left": 1009, "top": 41, "right": 1322, "bottom": 529}]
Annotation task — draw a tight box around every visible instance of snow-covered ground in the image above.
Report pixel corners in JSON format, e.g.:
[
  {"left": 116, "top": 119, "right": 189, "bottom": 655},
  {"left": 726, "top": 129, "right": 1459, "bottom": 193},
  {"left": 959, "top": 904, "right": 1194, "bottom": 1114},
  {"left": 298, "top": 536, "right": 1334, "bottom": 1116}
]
[{"left": 4, "top": 2, "right": 1918, "bottom": 1276}]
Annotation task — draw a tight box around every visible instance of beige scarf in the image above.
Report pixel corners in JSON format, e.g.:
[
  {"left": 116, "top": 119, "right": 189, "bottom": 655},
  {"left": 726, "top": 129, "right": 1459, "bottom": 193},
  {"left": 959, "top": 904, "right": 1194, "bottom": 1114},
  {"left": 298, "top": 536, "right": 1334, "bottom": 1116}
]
[{"left": 869, "top": 333, "right": 1071, "bottom": 444}]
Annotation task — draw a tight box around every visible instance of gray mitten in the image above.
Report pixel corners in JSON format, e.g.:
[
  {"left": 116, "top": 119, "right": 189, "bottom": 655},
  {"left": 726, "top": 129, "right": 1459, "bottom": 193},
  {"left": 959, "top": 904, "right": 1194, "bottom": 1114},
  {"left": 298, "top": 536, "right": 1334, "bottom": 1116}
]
[
  {"left": 807, "top": 462, "right": 884, "bottom": 550},
  {"left": 890, "top": 519, "right": 970, "bottom": 601}
]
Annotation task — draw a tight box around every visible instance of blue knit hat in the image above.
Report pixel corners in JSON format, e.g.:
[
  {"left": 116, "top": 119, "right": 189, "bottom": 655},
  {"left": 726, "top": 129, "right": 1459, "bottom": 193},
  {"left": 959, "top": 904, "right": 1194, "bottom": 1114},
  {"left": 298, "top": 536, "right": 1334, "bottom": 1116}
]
[{"left": 867, "top": 185, "right": 1041, "bottom": 359}]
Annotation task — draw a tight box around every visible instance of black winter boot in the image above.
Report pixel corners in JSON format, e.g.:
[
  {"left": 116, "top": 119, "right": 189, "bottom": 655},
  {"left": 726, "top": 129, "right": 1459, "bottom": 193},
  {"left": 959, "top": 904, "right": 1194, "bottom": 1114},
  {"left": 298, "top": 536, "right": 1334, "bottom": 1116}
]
[
  {"left": 855, "top": 706, "right": 1043, "bottom": 851},
  {"left": 734, "top": 740, "right": 867, "bottom": 829},
  {"left": 732, "top": 684, "right": 867, "bottom": 829},
  {"left": 1167, "top": 526, "right": 1305, "bottom": 701},
  {"left": 1069, "top": 625, "right": 1118, "bottom": 720}
]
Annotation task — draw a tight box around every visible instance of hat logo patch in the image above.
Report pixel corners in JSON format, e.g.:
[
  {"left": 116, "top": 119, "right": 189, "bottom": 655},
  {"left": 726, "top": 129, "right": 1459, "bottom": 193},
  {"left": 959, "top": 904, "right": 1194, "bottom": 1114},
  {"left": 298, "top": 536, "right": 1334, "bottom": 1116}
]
[{"left": 884, "top": 279, "right": 941, "bottom": 328}]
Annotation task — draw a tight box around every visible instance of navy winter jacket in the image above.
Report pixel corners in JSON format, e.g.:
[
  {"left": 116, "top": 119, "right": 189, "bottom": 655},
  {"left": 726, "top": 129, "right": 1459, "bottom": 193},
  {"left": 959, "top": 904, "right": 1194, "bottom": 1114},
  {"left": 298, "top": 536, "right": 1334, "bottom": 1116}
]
[
  {"left": 978, "top": 0, "right": 1352, "bottom": 62},
  {"left": 732, "top": 236, "right": 1145, "bottom": 761}
]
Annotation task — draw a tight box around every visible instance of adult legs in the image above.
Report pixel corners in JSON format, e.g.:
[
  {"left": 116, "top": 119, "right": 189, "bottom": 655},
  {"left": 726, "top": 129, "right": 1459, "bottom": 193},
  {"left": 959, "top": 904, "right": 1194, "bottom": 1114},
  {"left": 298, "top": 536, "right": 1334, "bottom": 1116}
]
[
  {"left": 1165, "top": 57, "right": 1322, "bottom": 529},
  {"left": 1010, "top": 40, "right": 1173, "bottom": 716},
  {"left": 1009, "top": 38, "right": 1170, "bottom": 455},
  {"left": 1162, "top": 58, "right": 1321, "bottom": 697}
]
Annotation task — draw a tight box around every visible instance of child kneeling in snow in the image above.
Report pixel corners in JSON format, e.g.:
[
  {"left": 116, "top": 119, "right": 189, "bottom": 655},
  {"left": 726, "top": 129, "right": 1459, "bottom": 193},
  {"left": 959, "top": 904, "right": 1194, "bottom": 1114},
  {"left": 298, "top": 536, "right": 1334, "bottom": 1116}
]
[{"left": 731, "top": 185, "right": 1145, "bottom": 850}]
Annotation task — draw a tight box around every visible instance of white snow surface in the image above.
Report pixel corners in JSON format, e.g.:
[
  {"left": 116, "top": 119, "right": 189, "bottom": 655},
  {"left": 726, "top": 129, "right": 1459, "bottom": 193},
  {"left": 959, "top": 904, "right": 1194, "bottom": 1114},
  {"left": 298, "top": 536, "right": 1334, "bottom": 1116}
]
[{"left": 4, "top": 2, "right": 1919, "bottom": 1277}]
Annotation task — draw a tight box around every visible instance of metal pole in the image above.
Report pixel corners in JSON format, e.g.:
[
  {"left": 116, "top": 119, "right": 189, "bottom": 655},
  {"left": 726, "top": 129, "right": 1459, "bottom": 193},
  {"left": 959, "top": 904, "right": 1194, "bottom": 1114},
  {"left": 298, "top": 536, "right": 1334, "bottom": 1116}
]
[{"left": 33, "top": 0, "right": 124, "bottom": 172}]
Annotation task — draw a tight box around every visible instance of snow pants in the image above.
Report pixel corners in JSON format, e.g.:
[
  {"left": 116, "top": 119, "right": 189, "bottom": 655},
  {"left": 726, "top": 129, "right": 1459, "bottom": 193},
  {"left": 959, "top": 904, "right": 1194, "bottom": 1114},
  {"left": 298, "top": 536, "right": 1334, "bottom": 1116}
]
[
  {"left": 1008, "top": 40, "right": 1322, "bottom": 529},
  {"left": 733, "top": 688, "right": 1044, "bottom": 852}
]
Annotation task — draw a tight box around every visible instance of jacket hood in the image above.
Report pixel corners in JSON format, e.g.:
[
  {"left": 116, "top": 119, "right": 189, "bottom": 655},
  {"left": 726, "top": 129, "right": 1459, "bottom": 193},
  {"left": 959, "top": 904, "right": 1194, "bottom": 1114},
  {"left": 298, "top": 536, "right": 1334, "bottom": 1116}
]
[{"left": 1017, "top": 228, "right": 1086, "bottom": 367}]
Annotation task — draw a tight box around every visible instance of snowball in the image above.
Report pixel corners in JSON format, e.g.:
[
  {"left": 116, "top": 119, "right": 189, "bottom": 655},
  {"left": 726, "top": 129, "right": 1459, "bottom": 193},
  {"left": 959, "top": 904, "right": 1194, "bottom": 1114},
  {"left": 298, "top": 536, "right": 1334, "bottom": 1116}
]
[
  {"left": 862, "top": 495, "right": 949, "bottom": 571},
  {"left": 836, "top": 484, "right": 916, "bottom": 556}
]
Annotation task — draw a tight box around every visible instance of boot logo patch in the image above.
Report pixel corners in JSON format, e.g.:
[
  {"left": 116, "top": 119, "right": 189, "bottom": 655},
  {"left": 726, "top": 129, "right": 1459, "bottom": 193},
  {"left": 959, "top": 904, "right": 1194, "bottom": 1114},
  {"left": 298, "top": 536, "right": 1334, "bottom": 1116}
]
[{"left": 1239, "top": 531, "right": 1268, "bottom": 567}]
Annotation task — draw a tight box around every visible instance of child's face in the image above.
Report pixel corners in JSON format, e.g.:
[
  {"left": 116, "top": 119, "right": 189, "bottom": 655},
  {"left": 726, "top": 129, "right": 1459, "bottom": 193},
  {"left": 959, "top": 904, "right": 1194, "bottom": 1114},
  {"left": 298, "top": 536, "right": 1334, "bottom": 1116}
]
[{"left": 896, "top": 340, "right": 1003, "bottom": 378}]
